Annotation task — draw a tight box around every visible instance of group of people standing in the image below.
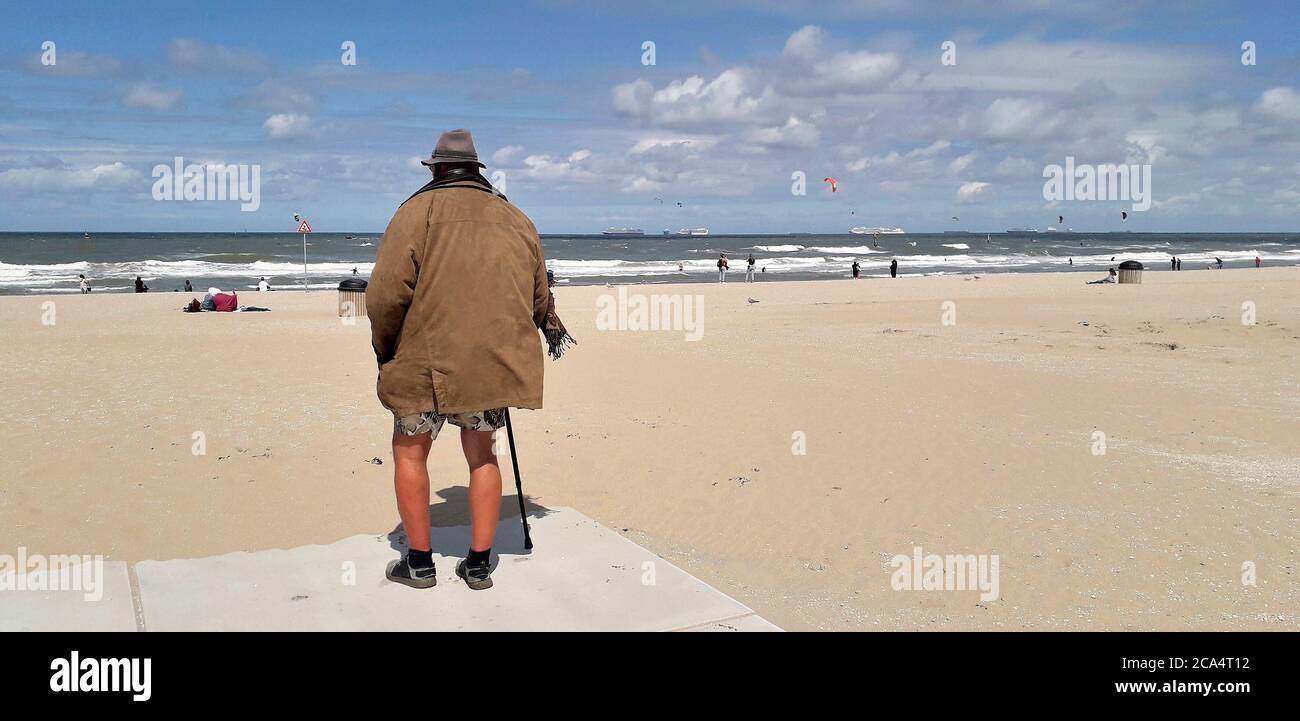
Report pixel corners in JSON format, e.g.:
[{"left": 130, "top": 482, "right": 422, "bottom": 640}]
[
  {"left": 712, "top": 253, "right": 900, "bottom": 283},
  {"left": 715, "top": 253, "right": 759, "bottom": 283},
  {"left": 74, "top": 275, "right": 271, "bottom": 293},
  {"left": 851, "top": 258, "right": 898, "bottom": 279},
  {"left": 1169, "top": 256, "right": 1261, "bottom": 270}
]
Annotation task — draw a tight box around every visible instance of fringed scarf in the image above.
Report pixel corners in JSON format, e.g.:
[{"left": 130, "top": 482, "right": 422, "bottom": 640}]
[{"left": 542, "top": 292, "right": 576, "bottom": 360}]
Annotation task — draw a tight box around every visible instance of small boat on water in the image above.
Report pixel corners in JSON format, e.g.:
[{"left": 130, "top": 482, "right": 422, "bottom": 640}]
[{"left": 83, "top": 232, "right": 91, "bottom": 239}]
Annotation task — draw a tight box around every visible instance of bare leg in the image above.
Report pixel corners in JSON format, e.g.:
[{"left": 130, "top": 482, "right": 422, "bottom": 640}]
[
  {"left": 392, "top": 431, "right": 433, "bottom": 552},
  {"left": 461, "top": 429, "right": 502, "bottom": 552}
]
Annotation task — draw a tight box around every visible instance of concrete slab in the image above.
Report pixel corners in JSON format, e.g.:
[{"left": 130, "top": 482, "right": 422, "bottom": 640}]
[
  {"left": 134, "top": 507, "right": 779, "bottom": 631},
  {"left": 0, "top": 561, "right": 137, "bottom": 632},
  {"left": 679, "top": 614, "right": 784, "bottom": 632}
]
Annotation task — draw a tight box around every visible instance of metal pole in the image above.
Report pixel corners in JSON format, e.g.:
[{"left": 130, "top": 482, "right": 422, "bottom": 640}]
[
  {"left": 504, "top": 409, "right": 533, "bottom": 550},
  {"left": 302, "top": 232, "right": 308, "bottom": 293}
]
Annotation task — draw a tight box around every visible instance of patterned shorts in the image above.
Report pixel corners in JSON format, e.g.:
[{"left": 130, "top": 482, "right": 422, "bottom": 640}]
[{"left": 393, "top": 408, "right": 507, "bottom": 439}]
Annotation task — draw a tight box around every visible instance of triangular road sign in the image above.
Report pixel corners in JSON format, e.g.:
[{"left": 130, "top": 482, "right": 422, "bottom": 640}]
[{"left": 298, "top": 220, "right": 312, "bottom": 233}]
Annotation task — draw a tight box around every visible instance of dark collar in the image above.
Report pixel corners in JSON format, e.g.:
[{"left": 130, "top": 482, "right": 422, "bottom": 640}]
[{"left": 402, "top": 168, "right": 506, "bottom": 206}]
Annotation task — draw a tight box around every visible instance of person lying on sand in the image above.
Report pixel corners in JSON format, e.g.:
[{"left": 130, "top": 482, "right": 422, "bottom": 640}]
[
  {"left": 1087, "top": 267, "right": 1118, "bottom": 284},
  {"left": 368, "top": 129, "right": 572, "bottom": 592}
]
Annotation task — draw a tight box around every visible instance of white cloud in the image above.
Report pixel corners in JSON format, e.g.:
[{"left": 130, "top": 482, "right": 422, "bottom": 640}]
[
  {"left": 747, "top": 115, "right": 819, "bottom": 149},
  {"left": 966, "top": 97, "right": 1063, "bottom": 141},
  {"left": 493, "top": 145, "right": 525, "bottom": 164},
  {"left": 783, "top": 25, "right": 825, "bottom": 60},
  {"left": 264, "top": 113, "right": 315, "bottom": 140},
  {"left": 612, "top": 69, "right": 775, "bottom": 125},
  {"left": 167, "top": 38, "right": 268, "bottom": 74},
  {"left": 519, "top": 149, "right": 595, "bottom": 181},
  {"left": 801, "top": 50, "right": 900, "bottom": 94},
  {"left": 0, "top": 162, "right": 139, "bottom": 191},
  {"left": 949, "top": 152, "right": 976, "bottom": 173},
  {"left": 848, "top": 140, "right": 951, "bottom": 172},
  {"left": 1256, "top": 87, "right": 1300, "bottom": 121},
  {"left": 624, "top": 176, "right": 666, "bottom": 192},
  {"left": 627, "top": 137, "right": 714, "bottom": 156},
  {"left": 995, "top": 156, "right": 1036, "bottom": 177},
  {"left": 120, "top": 82, "right": 182, "bottom": 111},
  {"left": 917, "top": 39, "right": 1217, "bottom": 98},
  {"left": 237, "top": 79, "right": 317, "bottom": 114},
  {"left": 1125, "top": 131, "right": 1167, "bottom": 164},
  {"left": 957, "top": 181, "right": 991, "bottom": 200}
]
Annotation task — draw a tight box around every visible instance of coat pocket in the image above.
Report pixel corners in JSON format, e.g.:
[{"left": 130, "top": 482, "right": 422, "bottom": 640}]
[{"left": 376, "top": 357, "right": 437, "bottom": 416}]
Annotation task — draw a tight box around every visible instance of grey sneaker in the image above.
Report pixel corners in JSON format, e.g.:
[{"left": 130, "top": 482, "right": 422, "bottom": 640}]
[
  {"left": 386, "top": 556, "right": 437, "bottom": 589},
  {"left": 456, "top": 558, "right": 494, "bottom": 590}
]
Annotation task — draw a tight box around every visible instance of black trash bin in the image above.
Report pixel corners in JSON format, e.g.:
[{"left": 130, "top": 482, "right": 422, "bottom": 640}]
[
  {"left": 338, "top": 277, "right": 368, "bottom": 317},
  {"left": 1117, "top": 260, "right": 1143, "bottom": 284}
]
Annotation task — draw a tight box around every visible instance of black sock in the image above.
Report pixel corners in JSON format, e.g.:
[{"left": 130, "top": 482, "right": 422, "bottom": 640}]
[
  {"left": 408, "top": 548, "right": 434, "bottom": 569},
  {"left": 467, "top": 548, "right": 490, "bottom": 566}
]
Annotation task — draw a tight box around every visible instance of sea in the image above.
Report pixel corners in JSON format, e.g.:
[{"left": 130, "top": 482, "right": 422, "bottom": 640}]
[{"left": 0, "top": 231, "right": 1296, "bottom": 295}]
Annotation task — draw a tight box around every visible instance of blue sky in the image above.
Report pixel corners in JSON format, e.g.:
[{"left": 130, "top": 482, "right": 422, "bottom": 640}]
[{"left": 1, "top": 0, "right": 1298, "bottom": 233}]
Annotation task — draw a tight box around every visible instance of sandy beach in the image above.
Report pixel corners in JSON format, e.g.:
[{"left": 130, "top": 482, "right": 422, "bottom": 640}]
[{"left": 2, "top": 268, "right": 1297, "bottom": 631}]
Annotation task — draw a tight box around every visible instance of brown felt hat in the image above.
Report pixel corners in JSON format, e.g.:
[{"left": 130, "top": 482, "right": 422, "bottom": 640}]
[{"left": 420, "top": 128, "right": 486, "bottom": 168}]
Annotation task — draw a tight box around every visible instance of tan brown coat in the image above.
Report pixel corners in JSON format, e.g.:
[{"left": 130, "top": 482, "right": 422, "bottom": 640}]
[{"left": 367, "top": 181, "right": 550, "bottom": 416}]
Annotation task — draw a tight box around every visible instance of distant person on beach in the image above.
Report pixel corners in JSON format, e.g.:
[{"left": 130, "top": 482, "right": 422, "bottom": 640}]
[
  {"left": 1215, "top": 257, "right": 1224, "bottom": 269},
  {"left": 717, "top": 253, "right": 729, "bottom": 283},
  {"left": 368, "top": 129, "right": 571, "bottom": 592},
  {"left": 1176, "top": 258, "right": 1182, "bottom": 271},
  {"left": 889, "top": 259, "right": 898, "bottom": 278},
  {"left": 677, "top": 261, "right": 684, "bottom": 272},
  {"left": 257, "top": 277, "right": 270, "bottom": 292},
  {"left": 1087, "top": 268, "right": 1118, "bottom": 284},
  {"left": 134, "top": 276, "right": 148, "bottom": 293},
  {"left": 852, "top": 260, "right": 860, "bottom": 278},
  {"left": 184, "top": 280, "right": 193, "bottom": 292},
  {"left": 1068, "top": 258, "right": 1073, "bottom": 266},
  {"left": 78, "top": 274, "right": 90, "bottom": 294},
  {"left": 1256, "top": 256, "right": 1262, "bottom": 268},
  {"left": 546, "top": 268, "right": 556, "bottom": 287},
  {"left": 1170, "top": 257, "right": 1176, "bottom": 271},
  {"left": 352, "top": 267, "right": 359, "bottom": 275},
  {"left": 745, "top": 253, "right": 756, "bottom": 283}
]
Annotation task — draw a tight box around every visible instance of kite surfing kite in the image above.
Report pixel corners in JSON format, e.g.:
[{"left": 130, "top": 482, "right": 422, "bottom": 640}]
[{"left": 823, "top": 177, "right": 838, "bottom": 193}]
